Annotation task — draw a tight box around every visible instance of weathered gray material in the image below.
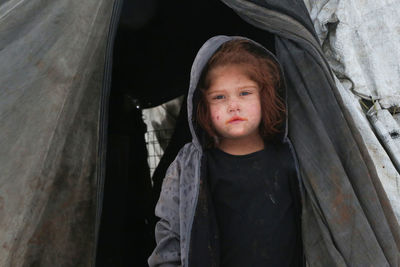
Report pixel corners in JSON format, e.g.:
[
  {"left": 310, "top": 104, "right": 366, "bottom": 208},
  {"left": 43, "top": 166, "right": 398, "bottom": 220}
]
[
  {"left": 149, "top": 3, "right": 400, "bottom": 265},
  {"left": 367, "top": 104, "right": 400, "bottom": 174},
  {"left": 0, "top": 0, "right": 115, "bottom": 265},
  {"left": 304, "top": 0, "right": 400, "bottom": 222}
]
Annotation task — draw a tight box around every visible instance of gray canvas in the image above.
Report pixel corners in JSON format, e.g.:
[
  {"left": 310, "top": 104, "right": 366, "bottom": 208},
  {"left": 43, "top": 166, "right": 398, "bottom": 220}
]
[
  {"left": 304, "top": 0, "right": 400, "bottom": 221},
  {"left": 0, "top": 0, "right": 115, "bottom": 266}
]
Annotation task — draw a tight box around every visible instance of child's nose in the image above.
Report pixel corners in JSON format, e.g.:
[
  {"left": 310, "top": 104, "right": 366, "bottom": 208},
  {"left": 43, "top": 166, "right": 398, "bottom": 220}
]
[{"left": 228, "top": 99, "right": 240, "bottom": 112}]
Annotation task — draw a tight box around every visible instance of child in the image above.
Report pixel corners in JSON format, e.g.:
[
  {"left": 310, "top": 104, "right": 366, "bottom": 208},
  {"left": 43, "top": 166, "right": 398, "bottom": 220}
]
[{"left": 148, "top": 36, "right": 304, "bottom": 267}]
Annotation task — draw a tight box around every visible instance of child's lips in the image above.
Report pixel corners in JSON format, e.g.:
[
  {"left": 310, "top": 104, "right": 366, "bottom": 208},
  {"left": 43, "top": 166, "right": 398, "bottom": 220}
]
[{"left": 226, "top": 116, "right": 247, "bottom": 124}]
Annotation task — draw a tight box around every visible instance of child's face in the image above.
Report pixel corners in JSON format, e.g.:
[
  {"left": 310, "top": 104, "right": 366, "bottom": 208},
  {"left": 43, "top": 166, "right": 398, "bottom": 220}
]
[{"left": 206, "top": 64, "right": 262, "bottom": 142}]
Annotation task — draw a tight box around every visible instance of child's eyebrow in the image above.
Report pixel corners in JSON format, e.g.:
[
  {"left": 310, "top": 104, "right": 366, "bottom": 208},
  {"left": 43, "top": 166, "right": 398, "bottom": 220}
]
[
  {"left": 206, "top": 89, "right": 225, "bottom": 95},
  {"left": 208, "top": 85, "right": 258, "bottom": 91},
  {"left": 238, "top": 85, "right": 258, "bottom": 90},
  {"left": 206, "top": 85, "right": 259, "bottom": 95}
]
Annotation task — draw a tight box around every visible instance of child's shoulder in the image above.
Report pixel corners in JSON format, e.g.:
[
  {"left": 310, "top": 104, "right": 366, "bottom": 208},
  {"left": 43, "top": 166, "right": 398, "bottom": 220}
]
[
  {"left": 172, "top": 141, "right": 202, "bottom": 165},
  {"left": 178, "top": 142, "right": 198, "bottom": 155}
]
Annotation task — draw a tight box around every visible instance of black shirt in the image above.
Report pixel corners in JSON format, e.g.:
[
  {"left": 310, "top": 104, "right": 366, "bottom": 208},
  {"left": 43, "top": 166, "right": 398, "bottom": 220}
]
[{"left": 206, "top": 142, "right": 303, "bottom": 267}]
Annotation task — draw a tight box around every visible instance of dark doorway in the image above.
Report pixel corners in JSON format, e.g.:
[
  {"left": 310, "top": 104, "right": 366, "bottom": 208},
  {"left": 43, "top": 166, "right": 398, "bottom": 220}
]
[{"left": 96, "top": 1, "right": 275, "bottom": 266}]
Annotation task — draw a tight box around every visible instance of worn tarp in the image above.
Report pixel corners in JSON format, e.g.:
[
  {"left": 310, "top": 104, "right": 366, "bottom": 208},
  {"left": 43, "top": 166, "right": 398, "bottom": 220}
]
[
  {"left": 221, "top": 0, "right": 400, "bottom": 265},
  {"left": 304, "top": 0, "right": 400, "bottom": 222},
  {"left": 0, "top": 0, "right": 116, "bottom": 266}
]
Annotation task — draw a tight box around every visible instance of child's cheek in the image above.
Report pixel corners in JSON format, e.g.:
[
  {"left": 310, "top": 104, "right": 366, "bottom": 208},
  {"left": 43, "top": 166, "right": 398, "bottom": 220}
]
[
  {"left": 211, "top": 114, "right": 220, "bottom": 122},
  {"left": 210, "top": 106, "right": 222, "bottom": 121}
]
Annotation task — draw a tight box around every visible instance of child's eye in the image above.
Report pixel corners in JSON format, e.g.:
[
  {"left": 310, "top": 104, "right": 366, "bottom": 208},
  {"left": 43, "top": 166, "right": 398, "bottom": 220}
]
[
  {"left": 240, "top": 91, "right": 251, "bottom": 96},
  {"left": 213, "top": 95, "right": 225, "bottom": 100}
]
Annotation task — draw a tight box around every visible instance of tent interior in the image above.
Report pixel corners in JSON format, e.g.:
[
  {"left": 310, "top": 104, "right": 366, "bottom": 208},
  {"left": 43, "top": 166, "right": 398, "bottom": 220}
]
[{"left": 96, "top": 0, "right": 276, "bottom": 265}]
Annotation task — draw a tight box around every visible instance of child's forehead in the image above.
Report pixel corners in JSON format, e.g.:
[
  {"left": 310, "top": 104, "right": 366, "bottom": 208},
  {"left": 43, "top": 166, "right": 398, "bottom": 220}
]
[
  {"left": 207, "top": 64, "right": 258, "bottom": 87},
  {"left": 209, "top": 63, "right": 250, "bottom": 75},
  {"left": 207, "top": 64, "right": 249, "bottom": 82}
]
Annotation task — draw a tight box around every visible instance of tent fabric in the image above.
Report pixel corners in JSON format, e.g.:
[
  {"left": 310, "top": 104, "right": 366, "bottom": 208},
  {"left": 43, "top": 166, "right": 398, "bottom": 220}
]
[
  {"left": 221, "top": 0, "right": 400, "bottom": 265},
  {"left": 303, "top": 0, "right": 400, "bottom": 222},
  {"left": 0, "top": 0, "right": 115, "bottom": 265}
]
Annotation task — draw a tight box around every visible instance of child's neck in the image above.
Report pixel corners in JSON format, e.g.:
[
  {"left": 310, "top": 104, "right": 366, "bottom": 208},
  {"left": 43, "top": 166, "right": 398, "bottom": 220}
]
[{"left": 218, "top": 135, "right": 265, "bottom": 156}]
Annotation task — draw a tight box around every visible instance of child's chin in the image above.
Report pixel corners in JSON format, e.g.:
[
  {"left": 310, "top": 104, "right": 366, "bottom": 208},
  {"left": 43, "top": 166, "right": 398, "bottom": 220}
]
[{"left": 223, "top": 132, "right": 250, "bottom": 139}]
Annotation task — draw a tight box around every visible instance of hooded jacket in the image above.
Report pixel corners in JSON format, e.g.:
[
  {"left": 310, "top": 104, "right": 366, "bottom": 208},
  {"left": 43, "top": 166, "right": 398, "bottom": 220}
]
[{"left": 147, "top": 35, "right": 303, "bottom": 267}]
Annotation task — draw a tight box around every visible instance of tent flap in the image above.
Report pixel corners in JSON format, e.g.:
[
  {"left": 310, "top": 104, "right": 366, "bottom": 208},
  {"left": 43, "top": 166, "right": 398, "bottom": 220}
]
[
  {"left": 0, "top": 0, "right": 115, "bottom": 265},
  {"left": 304, "top": 0, "right": 400, "bottom": 222}
]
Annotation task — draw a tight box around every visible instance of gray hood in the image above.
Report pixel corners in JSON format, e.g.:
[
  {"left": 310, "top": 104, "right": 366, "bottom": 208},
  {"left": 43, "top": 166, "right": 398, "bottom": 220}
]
[{"left": 186, "top": 35, "right": 288, "bottom": 150}]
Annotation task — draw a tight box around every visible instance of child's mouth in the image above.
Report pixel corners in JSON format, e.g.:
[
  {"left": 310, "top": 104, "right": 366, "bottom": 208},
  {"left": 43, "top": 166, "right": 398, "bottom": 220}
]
[{"left": 226, "top": 116, "right": 247, "bottom": 124}]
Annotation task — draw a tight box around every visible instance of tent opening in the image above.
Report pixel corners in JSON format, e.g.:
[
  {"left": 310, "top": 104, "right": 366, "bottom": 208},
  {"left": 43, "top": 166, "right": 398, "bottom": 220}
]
[{"left": 96, "top": 0, "right": 276, "bottom": 266}]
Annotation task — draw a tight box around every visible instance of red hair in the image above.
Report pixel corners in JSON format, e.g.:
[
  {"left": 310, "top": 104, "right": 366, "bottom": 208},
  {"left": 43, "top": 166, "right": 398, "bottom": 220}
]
[{"left": 196, "top": 39, "right": 285, "bottom": 146}]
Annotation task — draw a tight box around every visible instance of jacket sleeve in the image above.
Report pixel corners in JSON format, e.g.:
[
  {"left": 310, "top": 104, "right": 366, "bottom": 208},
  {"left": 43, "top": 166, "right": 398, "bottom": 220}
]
[{"left": 148, "top": 158, "right": 182, "bottom": 267}]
